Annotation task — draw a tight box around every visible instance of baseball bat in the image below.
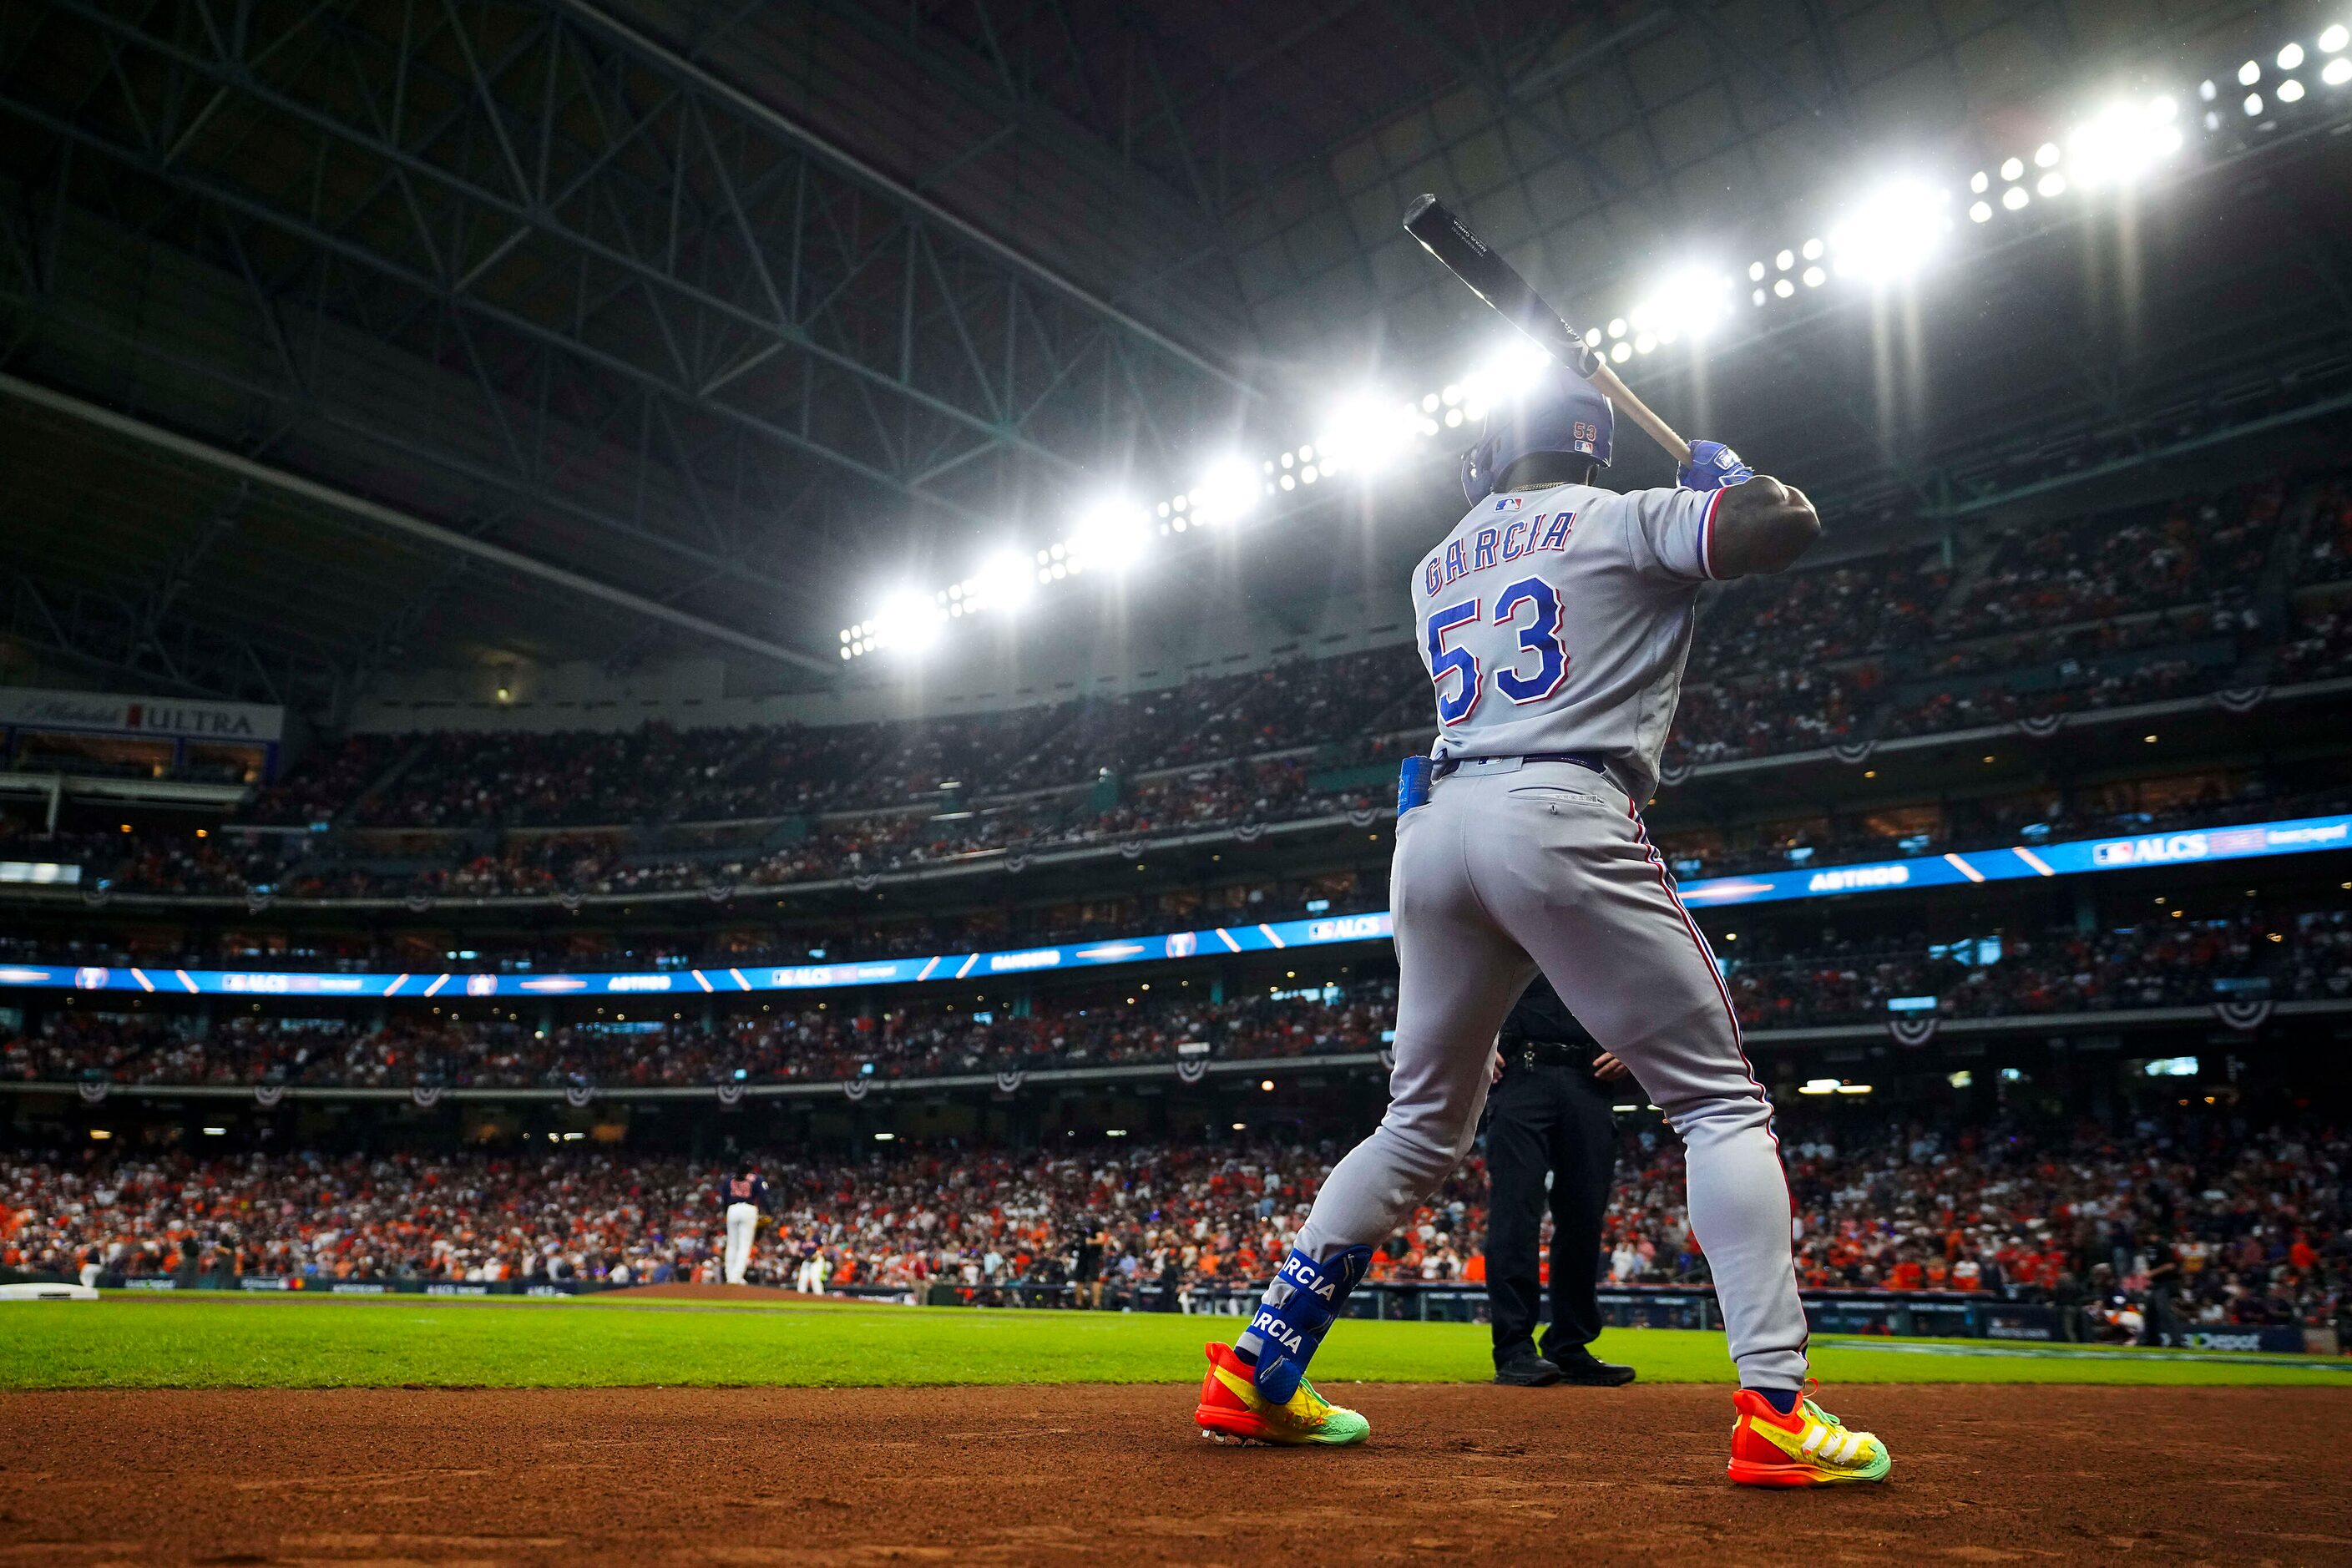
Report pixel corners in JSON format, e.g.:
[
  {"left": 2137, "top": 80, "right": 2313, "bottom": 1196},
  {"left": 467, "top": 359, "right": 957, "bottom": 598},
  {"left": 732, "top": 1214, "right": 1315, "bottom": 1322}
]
[{"left": 1401, "top": 194, "right": 1692, "bottom": 468}]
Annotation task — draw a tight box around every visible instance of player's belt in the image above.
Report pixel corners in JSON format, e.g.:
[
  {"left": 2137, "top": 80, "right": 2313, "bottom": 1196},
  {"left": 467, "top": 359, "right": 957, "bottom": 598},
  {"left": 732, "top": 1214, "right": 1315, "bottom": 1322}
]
[
  {"left": 1508, "top": 1039, "right": 1597, "bottom": 1070},
  {"left": 1431, "top": 751, "right": 1607, "bottom": 779}
]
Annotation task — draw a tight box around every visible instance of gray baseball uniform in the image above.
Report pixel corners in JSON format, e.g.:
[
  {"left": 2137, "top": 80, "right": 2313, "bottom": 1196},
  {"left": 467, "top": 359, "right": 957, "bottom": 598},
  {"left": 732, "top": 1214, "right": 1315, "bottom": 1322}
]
[{"left": 1296, "top": 478, "right": 1809, "bottom": 1391}]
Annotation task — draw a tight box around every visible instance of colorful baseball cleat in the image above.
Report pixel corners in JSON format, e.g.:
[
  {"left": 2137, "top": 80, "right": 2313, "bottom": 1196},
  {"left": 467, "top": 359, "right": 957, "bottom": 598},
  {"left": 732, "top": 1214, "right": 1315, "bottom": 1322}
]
[
  {"left": 1727, "top": 1384, "right": 1892, "bottom": 1487},
  {"left": 1194, "top": 1342, "right": 1369, "bottom": 1447}
]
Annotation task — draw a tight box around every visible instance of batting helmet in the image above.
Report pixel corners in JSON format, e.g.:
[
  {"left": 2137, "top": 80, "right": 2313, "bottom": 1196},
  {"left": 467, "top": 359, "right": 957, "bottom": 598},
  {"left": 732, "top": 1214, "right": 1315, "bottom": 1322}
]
[{"left": 1459, "top": 363, "right": 1613, "bottom": 506}]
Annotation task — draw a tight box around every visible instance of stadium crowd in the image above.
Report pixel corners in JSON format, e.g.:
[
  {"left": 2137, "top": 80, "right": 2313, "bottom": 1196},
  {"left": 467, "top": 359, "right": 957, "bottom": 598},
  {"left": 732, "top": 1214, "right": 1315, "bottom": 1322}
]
[
  {"left": 2, "top": 1110, "right": 2344, "bottom": 1335},
  {"left": 6, "top": 907, "right": 2348, "bottom": 1089},
  {"left": 17, "top": 761, "right": 2346, "bottom": 988},
  {"left": 3, "top": 469, "right": 2344, "bottom": 906}
]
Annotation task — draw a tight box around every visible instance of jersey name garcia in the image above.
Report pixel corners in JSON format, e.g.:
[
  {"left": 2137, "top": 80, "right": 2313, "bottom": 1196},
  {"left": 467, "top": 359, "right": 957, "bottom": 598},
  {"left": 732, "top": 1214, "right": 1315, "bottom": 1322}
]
[{"left": 1410, "top": 482, "right": 1726, "bottom": 804}]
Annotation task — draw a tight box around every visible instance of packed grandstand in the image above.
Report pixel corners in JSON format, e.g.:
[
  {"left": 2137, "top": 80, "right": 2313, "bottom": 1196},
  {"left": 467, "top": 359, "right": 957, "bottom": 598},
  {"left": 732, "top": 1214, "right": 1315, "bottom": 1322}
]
[
  {"left": 5, "top": 467, "right": 2344, "bottom": 906},
  {"left": 5, "top": 1111, "right": 2344, "bottom": 1341},
  {"left": 6, "top": 907, "right": 2351, "bottom": 1088}
]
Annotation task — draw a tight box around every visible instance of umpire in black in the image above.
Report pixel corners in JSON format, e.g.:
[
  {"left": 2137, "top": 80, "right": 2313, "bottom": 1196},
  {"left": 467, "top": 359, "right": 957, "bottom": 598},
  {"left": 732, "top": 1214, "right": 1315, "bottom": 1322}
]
[{"left": 1484, "top": 973, "right": 1637, "bottom": 1387}]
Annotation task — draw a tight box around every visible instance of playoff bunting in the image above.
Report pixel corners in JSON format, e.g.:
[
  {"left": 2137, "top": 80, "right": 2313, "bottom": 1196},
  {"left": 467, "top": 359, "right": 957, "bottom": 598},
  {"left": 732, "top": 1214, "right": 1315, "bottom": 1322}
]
[
  {"left": 2212, "top": 998, "right": 2273, "bottom": 1032},
  {"left": 1887, "top": 1014, "right": 1940, "bottom": 1046}
]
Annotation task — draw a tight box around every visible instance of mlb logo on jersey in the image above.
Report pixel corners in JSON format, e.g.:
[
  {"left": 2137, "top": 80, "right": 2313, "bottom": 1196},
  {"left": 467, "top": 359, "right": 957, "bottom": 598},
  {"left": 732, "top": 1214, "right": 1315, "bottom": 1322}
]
[{"left": 1491, "top": 495, "right": 1523, "bottom": 511}]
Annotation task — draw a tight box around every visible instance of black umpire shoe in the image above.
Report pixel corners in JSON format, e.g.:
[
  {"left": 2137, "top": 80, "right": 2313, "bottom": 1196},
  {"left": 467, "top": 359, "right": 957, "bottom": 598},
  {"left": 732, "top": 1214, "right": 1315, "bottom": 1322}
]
[
  {"left": 1547, "top": 1348, "right": 1637, "bottom": 1386},
  {"left": 1493, "top": 1352, "right": 1565, "bottom": 1387}
]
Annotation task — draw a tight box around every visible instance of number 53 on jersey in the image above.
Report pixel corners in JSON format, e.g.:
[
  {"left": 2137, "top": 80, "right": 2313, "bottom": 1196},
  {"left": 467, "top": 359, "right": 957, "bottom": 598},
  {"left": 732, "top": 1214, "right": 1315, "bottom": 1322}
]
[{"left": 1424, "top": 576, "right": 1568, "bottom": 723}]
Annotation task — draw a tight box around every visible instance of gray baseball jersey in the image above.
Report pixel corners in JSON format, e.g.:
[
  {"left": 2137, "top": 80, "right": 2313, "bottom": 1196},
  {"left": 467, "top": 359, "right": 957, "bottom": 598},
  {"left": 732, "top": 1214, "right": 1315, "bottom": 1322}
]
[
  {"left": 1410, "top": 481, "right": 1723, "bottom": 802},
  {"left": 1274, "top": 474, "right": 1813, "bottom": 1394}
]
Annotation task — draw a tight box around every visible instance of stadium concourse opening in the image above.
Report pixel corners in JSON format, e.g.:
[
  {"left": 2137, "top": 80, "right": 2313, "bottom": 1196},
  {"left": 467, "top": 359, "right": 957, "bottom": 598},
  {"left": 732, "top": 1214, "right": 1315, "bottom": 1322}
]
[{"left": 6, "top": 0, "right": 2352, "bottom": 1555}]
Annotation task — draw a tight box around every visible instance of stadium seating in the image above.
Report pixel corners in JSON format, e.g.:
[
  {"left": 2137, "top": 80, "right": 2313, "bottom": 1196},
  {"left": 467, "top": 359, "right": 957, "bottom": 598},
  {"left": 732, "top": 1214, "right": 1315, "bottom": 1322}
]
[
  {"left": 8, "top": 907, "right": 2345, "bottom": 1088},
  {"left": 3, "top": 1112, "right": 2342, "bottom": 1331},
  {"left": 18, "top": 465, "right": 2334, "bottom": 908}
]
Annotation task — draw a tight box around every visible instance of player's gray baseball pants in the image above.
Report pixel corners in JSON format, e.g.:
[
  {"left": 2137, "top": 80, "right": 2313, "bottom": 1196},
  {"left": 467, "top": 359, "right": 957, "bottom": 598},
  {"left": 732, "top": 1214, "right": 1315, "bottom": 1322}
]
[{"left": 1300, "top": 756, "right": 1808, "bottom": 1390}]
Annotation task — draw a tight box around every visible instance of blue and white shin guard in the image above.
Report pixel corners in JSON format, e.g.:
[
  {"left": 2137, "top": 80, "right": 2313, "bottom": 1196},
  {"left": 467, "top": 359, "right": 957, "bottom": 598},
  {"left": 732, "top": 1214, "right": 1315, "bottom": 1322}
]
[{"left": 1236, "top": 1245, "right": 1372, "bottom": 1403}]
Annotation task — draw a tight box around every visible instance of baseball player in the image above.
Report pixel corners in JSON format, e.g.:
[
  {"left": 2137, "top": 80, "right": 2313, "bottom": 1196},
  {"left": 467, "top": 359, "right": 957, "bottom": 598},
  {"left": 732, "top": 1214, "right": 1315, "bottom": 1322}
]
[
  {"left": 1193, "top": 367, "right": 1892, "bottom": 1488},
  {"left": 719, "top": 1166, "right": 766, "bottom": 1286}
]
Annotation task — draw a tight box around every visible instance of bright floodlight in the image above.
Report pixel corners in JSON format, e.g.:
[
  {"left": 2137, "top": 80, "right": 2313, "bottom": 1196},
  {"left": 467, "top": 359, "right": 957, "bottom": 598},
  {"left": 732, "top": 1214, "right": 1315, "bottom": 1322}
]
[
  {"left": 2067, "top": 98, "right": 2186, "bottom": 185},
  {"left": 872, "top": 589, "right": 944, "bottom": 654},
  {"left": 2328, "top": 58, "right": 2352, "bottom": 85},
  {"left": 1316, "top": 396, "right": 1422, "bottom": 476},
  {"left": 1453, "top": 337, "right": 1553, "bottom": 418},
  {"left": 1828, "top": 181, "right": 1947, "bottom": 283},
  {"left": 1067, "top": 499, "right": 1152, "bottom": 574},
  {"left": 2279, "top": 42, "right": 2304, "bottom": 69},
  {"left": 1192, "top": 458, "right": 1262, "bottom": 524},
  {"left": 1632, "top": 266, "right": 1733, "bottom": 341},
  {"left": 2323, "top": 24, "right": 2349, "bottom": 53},
  {"left": 968, "top": 549, "right": 1035, "bottom": 613}
]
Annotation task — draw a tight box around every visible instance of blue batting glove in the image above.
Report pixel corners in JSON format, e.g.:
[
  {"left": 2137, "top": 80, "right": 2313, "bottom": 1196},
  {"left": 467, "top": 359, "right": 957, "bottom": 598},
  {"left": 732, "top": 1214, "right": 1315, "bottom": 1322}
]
[{"left": 1677, "top": 440, "right": 1755, "bottom": 493}]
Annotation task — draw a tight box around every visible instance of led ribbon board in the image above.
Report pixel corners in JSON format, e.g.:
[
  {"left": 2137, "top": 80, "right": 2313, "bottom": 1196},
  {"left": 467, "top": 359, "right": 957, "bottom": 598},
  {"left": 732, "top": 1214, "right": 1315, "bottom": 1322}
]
[
  {"left": 5, "top": 813, "right": 2345, "bottom": 997},
  {"left": 1673, "top": 812, "right": 2350, "bottom": 909},
  {"left": 0, "top": 913, "right": 1394, "bottom": 999}
]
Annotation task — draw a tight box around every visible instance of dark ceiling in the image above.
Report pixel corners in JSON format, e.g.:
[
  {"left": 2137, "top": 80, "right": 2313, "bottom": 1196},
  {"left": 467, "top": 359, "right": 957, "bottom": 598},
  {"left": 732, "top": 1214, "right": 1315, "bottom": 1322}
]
[{"left": 0, "top": 0, "right": 2344, "bottom": 716}]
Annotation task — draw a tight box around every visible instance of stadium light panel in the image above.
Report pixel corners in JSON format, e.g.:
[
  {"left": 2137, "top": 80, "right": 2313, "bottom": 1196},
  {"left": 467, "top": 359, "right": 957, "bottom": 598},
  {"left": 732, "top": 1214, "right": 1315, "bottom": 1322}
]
[
  {"left": 1066, "top": 500, "right": 1153, "bottom": 574},
  {"left": 1632, "top": 266, "right": 1734, "bottom": 341},
  {"left": 969, "top": 549, "right": 1036, "bottom": 612},
  {"left": 837, "top": 22, "right": 2343, "bottom": 662},
  {"left": 1449, "top": 340, "right": 1550, "bottom": 425},
  {"left": 870, "top": 589, "right": 945, "bottom": 655},
  {"left": 1828, "top": 180, "right": 1946, "bottom": 282},
  {"left": 1481, "top": 336, "right": 1555, "bottom": 385},
  {"left": 1192, "top": 458, "right": 1262, "bottom": 524}
]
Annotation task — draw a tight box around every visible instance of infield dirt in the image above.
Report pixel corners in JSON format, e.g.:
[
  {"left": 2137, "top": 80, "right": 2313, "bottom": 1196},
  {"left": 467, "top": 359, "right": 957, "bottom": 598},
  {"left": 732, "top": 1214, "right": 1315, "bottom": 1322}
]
[{"left": 3, "top": 1382, "right": 2345, "bottom": 1564}]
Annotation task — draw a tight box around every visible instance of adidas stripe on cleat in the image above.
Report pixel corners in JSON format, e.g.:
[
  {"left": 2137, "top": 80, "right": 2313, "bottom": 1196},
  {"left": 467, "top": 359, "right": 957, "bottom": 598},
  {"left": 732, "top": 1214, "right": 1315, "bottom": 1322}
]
[
  {"left": 1727, "top": 1385, "right": 1891, "bottom": 1487},
  {"left": 1193, "top": 1341, "right": 1369, "bottom": 1447}
]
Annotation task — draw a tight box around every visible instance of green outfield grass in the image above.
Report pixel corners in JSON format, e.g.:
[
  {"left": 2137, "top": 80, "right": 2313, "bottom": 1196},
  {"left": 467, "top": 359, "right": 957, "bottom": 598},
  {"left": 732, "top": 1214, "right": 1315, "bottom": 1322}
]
[{"left": 0, "top": 1292, "right": 2345, "bottom": 1390}]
